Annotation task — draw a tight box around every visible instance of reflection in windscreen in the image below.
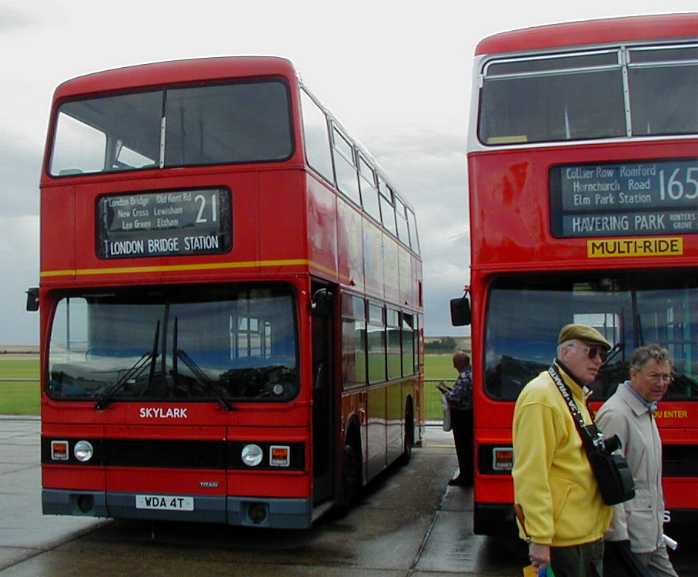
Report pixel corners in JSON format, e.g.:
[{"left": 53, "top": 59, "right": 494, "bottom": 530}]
[
  {"left": 50, "top": 80, "right": 292, "bottom": 176},
  {"left": 48, "top": 286, "right": 297, "bottom": 402},
  {"left": 485, "top": 272, "right": 698, "bottom": 401}
]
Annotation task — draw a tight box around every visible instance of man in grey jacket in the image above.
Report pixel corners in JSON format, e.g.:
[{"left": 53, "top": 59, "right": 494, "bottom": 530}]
[{"left": 596, "top": 344, "right": 678, "bottom": 577}]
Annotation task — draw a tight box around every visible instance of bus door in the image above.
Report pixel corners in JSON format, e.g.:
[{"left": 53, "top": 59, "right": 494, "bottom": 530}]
[{"left": 311, "top": 284, "right": 335, "bottom": 505}]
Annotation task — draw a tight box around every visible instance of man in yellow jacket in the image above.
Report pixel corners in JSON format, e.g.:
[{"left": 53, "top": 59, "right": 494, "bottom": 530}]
[{"left": 513, "top": 324, "right": 613, "bottom": 577}]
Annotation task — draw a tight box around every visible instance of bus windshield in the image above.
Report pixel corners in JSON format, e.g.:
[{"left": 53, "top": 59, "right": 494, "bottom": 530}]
[
  {"left": 48, "top": 285, "right": 298, "bottom": 402},
  {"left": 50, "top": 80, "right": 293, "bottom": 176},
  {"left": 479, "top": 44, "right": 698, "bottom": 145},
  {"left": 484, "top": 270, "right": 698, "bottom": 402}
]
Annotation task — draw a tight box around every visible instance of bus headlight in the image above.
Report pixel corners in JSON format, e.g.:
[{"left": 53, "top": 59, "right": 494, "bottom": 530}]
[
  {"left": 241, "top": 444, "right": 263, "bottom": 467},
  {"left": 73, "top": 440, "right": 94, "bottom": 462}
]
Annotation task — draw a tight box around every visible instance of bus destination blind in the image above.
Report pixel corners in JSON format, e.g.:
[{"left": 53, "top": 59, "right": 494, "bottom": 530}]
[
  {"left": 97, "top": 188, "right": 231, "bottom": 258},
  {"left": 550, "top": 159, "right": 698, "bottom": 237}
]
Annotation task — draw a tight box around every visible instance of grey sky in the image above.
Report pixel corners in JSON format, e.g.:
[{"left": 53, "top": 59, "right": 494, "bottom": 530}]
[{"left": 0, "top": 0, "right": 694, "bottom": 344}]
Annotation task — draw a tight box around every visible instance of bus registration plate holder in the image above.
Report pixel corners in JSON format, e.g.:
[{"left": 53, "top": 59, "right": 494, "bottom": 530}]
[{"left": 135, "top": 495, "right": 194, "bottom": 511}]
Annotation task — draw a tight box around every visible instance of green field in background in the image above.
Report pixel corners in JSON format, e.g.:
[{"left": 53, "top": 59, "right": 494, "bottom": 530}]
[
  {"left": 423, "top": 354, "right": 455, "bottom": 420},
  {"left": 0, "top": 355, "right": 453, "bottom": 418},
  {"left": 0, "top": 382, "right": 40, "bottom": 415},
  {"left": 0, "top": 358, "right": 39, "bottom": 379},
  {"left": 0, "top": 358, "right": 40, "bottom": 415}
]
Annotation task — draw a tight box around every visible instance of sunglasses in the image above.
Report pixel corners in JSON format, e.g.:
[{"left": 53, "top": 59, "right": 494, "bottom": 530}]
[{"left": 578, "top": 342, "right": 608, "bottom": 362}]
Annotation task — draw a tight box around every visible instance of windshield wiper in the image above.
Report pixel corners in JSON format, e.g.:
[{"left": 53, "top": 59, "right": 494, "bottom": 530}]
[
  {"left": 602, "top": 341, "right": 624, "bottom": 368},
  {"left": 95, "top": 321, "right": 160, "bottom": 410},
  {"left": 175, "top": 347, "right": 234, "bottom": 411}
]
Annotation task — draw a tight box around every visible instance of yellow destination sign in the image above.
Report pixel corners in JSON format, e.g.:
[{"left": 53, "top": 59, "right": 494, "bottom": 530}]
[{"left": 587, "top": 237, "right": 683, "bottom": 258}]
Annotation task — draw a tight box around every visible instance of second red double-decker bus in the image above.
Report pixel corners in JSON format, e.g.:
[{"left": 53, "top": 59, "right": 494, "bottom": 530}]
[
  {"left": 454, "top": 14, "right": 698, "bottom": 535},
  {"left": 34, "top": 56, "right": 423, "bottom": 528}
]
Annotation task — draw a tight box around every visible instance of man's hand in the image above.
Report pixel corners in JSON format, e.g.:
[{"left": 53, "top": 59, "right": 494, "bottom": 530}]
[{"left": 529, "top": 542, "right": 550, "bottom": 569}]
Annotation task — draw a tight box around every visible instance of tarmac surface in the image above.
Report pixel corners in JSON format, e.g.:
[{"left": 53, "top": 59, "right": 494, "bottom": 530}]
[{"left": 1, "top": 417, "right": 695, "bottom": 576}]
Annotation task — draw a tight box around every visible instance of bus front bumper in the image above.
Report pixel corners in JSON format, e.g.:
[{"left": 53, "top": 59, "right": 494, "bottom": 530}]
[{"left": 43, "top": 490, "right": 312, "bottom": 529}]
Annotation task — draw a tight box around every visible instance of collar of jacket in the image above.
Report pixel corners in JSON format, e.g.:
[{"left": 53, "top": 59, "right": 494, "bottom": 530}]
[
  {"left": 621, "top": 380, "right": 658, "bottom": 416},
  {"left": 553, "top": 359, "right": 591, "bottom": 402}
]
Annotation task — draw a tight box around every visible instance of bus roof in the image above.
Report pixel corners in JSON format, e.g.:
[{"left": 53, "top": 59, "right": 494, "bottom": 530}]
[
  {"left": 476, "top": 13, "right": 698, "bottom": 56},
  {"left": 54, "top": 56, "right": 296, "bottom": 99}
]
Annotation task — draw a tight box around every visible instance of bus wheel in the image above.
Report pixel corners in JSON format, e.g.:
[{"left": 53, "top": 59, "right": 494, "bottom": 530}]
[
  {"left": 399, "top": 403, "right": 415, "bottom": 465},
  {"left": 338, "top": 440, "right": 362, "bottom": 511}
]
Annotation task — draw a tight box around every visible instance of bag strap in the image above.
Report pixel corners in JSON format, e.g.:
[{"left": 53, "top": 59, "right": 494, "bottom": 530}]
[
  {"left": 548, "top": 364, "right": 606, "bottom": 457},
  {"left": 547, "top": 364, "right": 587, "bottom": 432},
  {"left": 548, "top": 364, "right": 605, "bottom": 454}
]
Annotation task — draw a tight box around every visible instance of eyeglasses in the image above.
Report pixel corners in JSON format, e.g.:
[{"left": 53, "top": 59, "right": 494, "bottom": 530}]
[{"left": 575, "top": 341, "right": 608, "bottom": 362}]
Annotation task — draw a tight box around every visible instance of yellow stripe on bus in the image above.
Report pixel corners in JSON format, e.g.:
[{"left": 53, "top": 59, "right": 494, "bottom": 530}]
[
  {"left": 587, "top": 237, "right": 683, "bottom": 258},
  {"left": 41, "top": 258, "right": 350, "bottom": 283}
]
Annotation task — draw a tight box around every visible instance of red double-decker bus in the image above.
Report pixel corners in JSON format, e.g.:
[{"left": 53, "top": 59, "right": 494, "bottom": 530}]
[
  {"left": 453, "top": 14, "right": 698, "bottom": 535},
  {"left": 32, "top": 56, "right": 423, "bottom": 529}
]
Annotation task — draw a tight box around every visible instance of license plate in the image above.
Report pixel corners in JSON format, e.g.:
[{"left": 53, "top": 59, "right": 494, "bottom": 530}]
[{"left": 135, "top": 495, "right": 194, "bottom": 511}]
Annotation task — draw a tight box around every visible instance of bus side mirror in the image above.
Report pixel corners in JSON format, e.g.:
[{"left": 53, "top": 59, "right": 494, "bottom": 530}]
[
  {"left": 311, "top": 288, "right": 333, "bottom": 317},
  {"left": 26, "top": 287, "right": 39, "bottom": 312},
  {"left": 450, "top": 295, "right": 471, "bottom": 326}
]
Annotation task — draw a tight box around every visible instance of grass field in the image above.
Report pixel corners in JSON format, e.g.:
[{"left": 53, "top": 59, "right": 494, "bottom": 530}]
[
  {"left": 423, "top": 354, "right": 455, "bottom": 420},
  {"left": 0, "top": 358, "right": 40, "bottom": 415},
  {"left": 0, "top": 382, "right": 40, "bottom": 415},
  {"left": 0, "top": 354, "right": 454, "bottom": 419}
]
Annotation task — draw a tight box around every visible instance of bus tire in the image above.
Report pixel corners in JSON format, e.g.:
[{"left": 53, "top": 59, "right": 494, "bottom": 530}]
[
  {"left": 337, "top": 435, "right": 362, "bottom": 513},
  {"left": 399, "top": 400, "right": 415, "bottom": 466}
]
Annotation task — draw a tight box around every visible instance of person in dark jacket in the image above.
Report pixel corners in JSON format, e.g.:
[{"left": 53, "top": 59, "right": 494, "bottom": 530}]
[{"left": 439, "top": 350, "right": 473, "bottom": 486}]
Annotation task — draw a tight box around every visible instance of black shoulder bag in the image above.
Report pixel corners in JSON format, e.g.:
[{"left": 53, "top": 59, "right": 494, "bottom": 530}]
[{"left": 548, "top": 365, "right": 635, "bottom": 506}]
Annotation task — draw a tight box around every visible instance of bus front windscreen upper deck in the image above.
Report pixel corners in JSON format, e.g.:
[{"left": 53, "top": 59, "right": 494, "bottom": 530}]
[
  {"left": 50, "top": 80, "right": 293, "bottom": 175},
  {"left": 479, "top": 43, "right": 698, "bottom": 145},
  {"left": 47, "top": 286, "right": 298, "bottom": 403}
]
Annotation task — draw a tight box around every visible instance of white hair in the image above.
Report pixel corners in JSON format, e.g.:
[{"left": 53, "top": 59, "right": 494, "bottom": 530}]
[{"left": 557, "top": 339, "right": 578, "bottom": 357}]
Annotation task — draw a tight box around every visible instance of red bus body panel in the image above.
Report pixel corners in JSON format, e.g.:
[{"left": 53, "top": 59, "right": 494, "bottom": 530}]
[{"left": 476, "top": 14, "right": 698, "bottom": 56}]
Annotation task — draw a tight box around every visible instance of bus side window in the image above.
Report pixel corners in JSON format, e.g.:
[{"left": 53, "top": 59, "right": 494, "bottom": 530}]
[
  {"left": 367, "top": 302, "right": 386, "bottom": 383},
  {"left": 341, "top": 294, "right": 366, "bottom": 388},
  {"left": 401, "top": 313, "right": 415, "bottom": 376},
  {"left": 378, "top": 179, "right": 397, "bottom": 236},
  {"left": 300, "top": 89, "right": 334, "bottom": 182},
  {"left": 407, "top": 208, "right": 420, "bottom": 254},
  {"left": 386, "top": 308, "right": 401, "bottom": 379},
  {"left": 358, "top": 155, "right": 381, "bottom": 222},
  {"left": 331, "top": 126, "right": 361, "bottom": 206},
  {"left": 395, "top": 197, "right": 410, "bottom": 246}
]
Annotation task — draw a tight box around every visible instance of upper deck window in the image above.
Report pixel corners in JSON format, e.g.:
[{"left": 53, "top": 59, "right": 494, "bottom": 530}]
[
  {"left": 50, "top": 80, "right": 293, "bottom": 176},
  {"left": 407, "top": 209, "right": 420, "bottom": 254},
  {"left": 331, "top": 126, "right": 361, "bottom": 205},
  {"left": 300, "top": 89, "right": 334, "bottom": 182},
  {"left": 378, "top": 178, "right": 397, "bottom": 236},
  {"left": 479, "top": 43, "right": 698, "bottom": 146},
  {"left": 479, "top": 50, "right": 626, "bottom": 145},
  {"left": 358, "top": 155, "right": 381, "bottom": 222},
  {"left": 395, "top": 197, "right": 410, "bottom": 246},
  {"left": 628, "top": 44, "right": 698, "bottom": 136}
]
